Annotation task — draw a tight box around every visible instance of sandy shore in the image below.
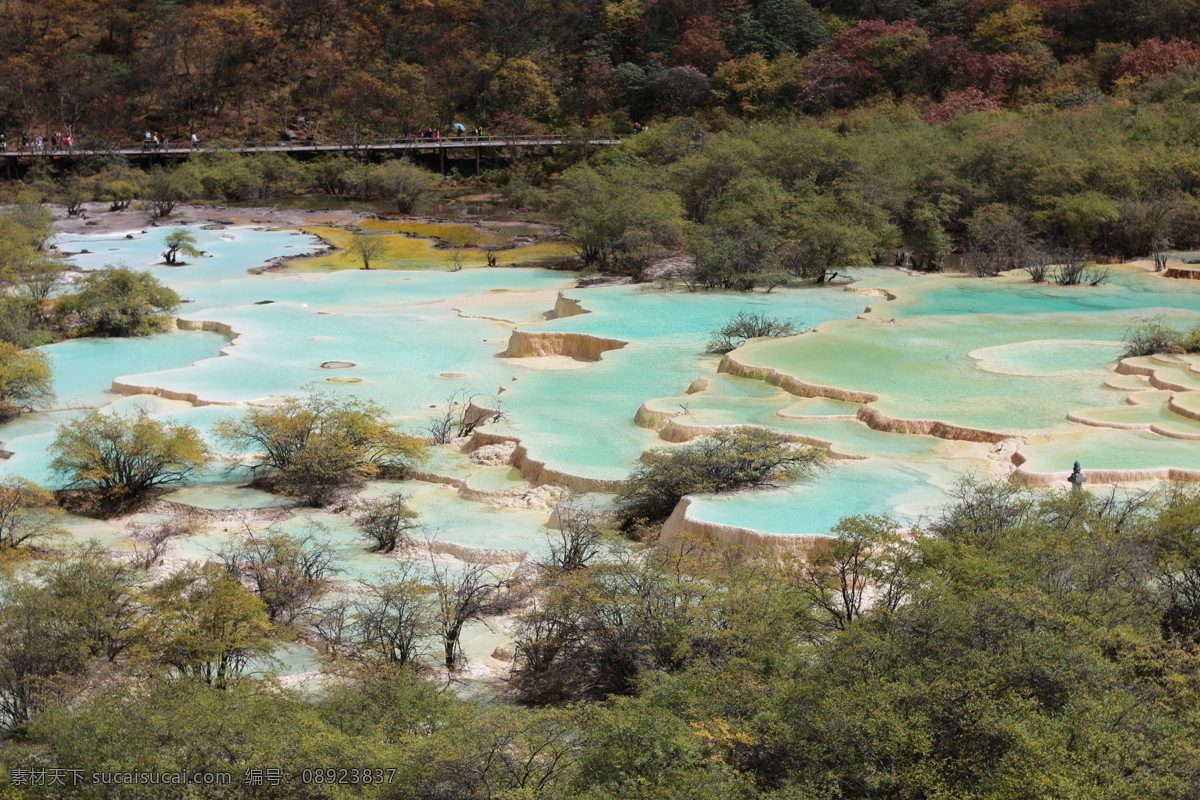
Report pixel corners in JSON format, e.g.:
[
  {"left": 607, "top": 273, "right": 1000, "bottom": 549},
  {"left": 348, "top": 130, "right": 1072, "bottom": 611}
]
[
  {"left": 51, "top": 201, "right": 367, "bottom": 236},
  {"left": 51, "top": 200, "right": 569, "bottom": 239}
]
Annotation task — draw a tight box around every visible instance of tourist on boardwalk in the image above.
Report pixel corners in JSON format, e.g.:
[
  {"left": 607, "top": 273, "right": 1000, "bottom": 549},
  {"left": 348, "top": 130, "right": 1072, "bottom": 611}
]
[
  {"left": 0, "top": 133, "right": 7, "bottom": 152},
  {"left": 143, "top": 130, "right": 152, "bottom": 151},
  {"left": 190, "top": 133, "right": 199, "bottom": 149},
  {"left": 64, "top": 133, "right": 72, "bottom": 152}
]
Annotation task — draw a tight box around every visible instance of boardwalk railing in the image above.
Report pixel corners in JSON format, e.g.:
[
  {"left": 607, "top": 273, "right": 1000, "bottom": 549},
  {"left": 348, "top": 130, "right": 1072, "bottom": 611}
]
[{"left": 0, "top": 135, "right": 624, "bottom": 157}]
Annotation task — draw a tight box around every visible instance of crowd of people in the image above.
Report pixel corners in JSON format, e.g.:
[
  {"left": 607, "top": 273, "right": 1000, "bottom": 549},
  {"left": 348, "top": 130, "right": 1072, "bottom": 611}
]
[
  {"left": 400, "top": 126, "right": 483, "bottom": 140},
  {"left": 140, "top": 131, "right": 201, "bottom": 151},
  {"left": 0, "top": 121, "right": 603, "bottom": 155},
  {"left": 0, "top": 132, "right": 75, "bottom": 153},
  {"left": 0, "top": 130, "right": 204, "bottom": 154}
]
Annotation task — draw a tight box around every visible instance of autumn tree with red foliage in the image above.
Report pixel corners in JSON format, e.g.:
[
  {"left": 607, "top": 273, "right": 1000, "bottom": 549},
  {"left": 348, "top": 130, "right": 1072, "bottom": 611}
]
[
  {"left": 923, "top": 35, "right": 1013, "bottom": 99},
  {"left": 1119, "top": 37, "right": 1200, "bottom": 84},
  {"left": 671, "top": 15, "right": 731, "bottom": 73},
  {"left": 924, "top": 88, "right": 1003, "bottom": 123},
  {"left": 798, "top": 20, "right": 932, "bottom": 112}
]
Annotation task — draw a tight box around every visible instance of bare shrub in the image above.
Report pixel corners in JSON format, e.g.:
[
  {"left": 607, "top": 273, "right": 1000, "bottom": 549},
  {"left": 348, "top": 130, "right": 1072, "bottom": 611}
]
[
  {"left": 962, "top": 249, "right": 1006, "bottom": 278},
  {"left": 1024, "top": 249, "right": 1052, "bottom": 283},
  {"left": 345, "top": 564, "right": 434, "bottom": 666},
  {"left": 541, "top": 497, "right": 612, "bottom": 572},
  {"left": 707, "top": 310, "right": 804, "bottom": 354},
  {"left": 425, "top": 390, "right": 504, "bottom": 444},
  {"left": 354, "top": 492, "right": 421, "bottom": 554},
  {"left": 1123, "top": 316, "right": 1188, "bottom": 358},
  {"left": 430, "top": 559, "right": 524, "bottom": 668},
  {"left": 1050, "top": 249, "right": 1109, "bottom": 286},
  {"left": 130, "top": 517, "right": 197, "bottom": 569}
]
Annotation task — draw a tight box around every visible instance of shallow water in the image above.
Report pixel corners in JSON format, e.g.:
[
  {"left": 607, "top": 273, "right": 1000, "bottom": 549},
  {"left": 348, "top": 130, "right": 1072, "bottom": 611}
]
[
  {"left": 970, "top": 340, "right": 1126, "bottom": 377},
  {"left": 45, "top": 331, "right": 229, "bottom": 404},
  {"left": 248, "top": 641, "right": 322, "bottom": 678},
  {"left": 467, "top": 466, "right": 527, "bottom": 491},
  {"left": 687, "top": 457, "right": 953, "bottom": 536},
  {"left": 869, "top": 269, "right": 1200, "bottom": 319},
  {"left": 496, "top": 285, "right": 871, "bottom": 479},
  {"left": 6, "top": 229, "right": 1200, "bottom": 551},
  {"left": 1019, "top": 428, "right": 1200, "bottom": 473},
  {"left": 735, "top": 311, "right": 1133, "bottom": 434},
  {"left": 160, "top": 485, "right": 292, "bottom": 510}
]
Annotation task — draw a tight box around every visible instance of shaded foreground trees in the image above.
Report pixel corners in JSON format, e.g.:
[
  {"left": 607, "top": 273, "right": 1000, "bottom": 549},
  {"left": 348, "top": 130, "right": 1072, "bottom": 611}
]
[
  {"left": 508, "top": 481, "right": 1200, "bottom": 796},
  {"left": 137, "top": 563, "right": 275, "bottom": 687},
  {"left": 11, "top": 482, "right": 1200, "bottom": 797},
  {"left": 0, "top": 547, "right": 143, "bottom": 733},
  {"left": 24, "top": 667, "right": 583, "bottom": 800},
  {"left": 512, "top": 543, "right": 716, "bottom": 704}
]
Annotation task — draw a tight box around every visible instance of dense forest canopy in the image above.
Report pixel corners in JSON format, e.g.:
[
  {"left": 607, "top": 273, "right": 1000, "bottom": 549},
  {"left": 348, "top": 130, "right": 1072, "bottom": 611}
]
[
  {"left": 3, "top": 0, "right": 1200, "bottom": 140},
  {"left": 545, "top": 102, "right": 1200, "bottom": 283}
]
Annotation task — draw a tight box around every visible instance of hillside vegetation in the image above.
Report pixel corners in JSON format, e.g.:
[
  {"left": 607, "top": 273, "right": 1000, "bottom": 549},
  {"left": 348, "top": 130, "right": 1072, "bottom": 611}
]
[{"left": 3, "top": 0, "right": 1200, "bottom": 140}]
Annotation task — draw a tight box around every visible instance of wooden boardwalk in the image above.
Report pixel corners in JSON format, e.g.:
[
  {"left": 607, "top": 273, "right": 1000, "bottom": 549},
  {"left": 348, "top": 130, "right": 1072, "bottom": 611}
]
[{"left": 0, "top": 135, "right": 623, "bottom": 158}]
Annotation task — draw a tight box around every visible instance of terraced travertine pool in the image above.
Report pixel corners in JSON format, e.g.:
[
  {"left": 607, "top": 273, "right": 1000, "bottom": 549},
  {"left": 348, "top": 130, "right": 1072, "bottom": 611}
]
[{"left": 6, "top": 224, "right": 1200, "bottom": 590}]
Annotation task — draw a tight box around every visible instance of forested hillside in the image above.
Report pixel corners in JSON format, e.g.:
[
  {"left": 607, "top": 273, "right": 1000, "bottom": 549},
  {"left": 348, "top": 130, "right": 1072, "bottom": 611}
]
[{"left": 3, "top": 0, "right": 1200, "bottom": 141}]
